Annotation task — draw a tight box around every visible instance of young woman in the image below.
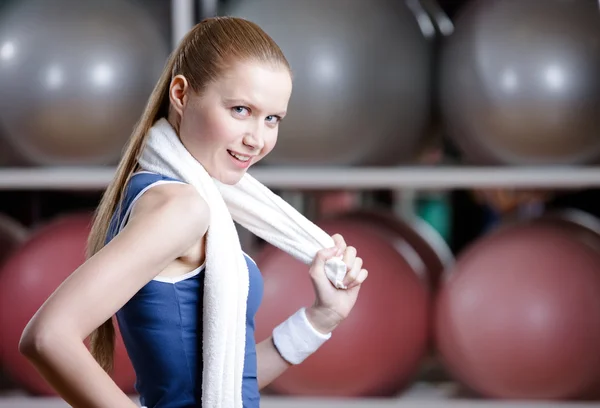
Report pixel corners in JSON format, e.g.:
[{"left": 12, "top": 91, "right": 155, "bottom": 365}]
[{"left": 18, "top": 17, "right": 368, "bottom": 408}]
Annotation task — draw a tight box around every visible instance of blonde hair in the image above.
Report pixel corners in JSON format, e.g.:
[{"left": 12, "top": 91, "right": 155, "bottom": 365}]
[{"left": 87, "top": 16, "right": 290, "bottom": 373}]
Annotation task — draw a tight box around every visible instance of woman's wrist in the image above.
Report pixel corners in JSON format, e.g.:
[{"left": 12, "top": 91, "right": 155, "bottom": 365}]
[
  {"left": 305, "top": 305, "right": 343, "bottom": 334},
  {"left": 272, "top": 307, "right": 331, "bottom": 365}
]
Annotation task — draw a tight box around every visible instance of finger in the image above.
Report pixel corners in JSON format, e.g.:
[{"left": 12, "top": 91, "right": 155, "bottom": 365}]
[
  {"left": 331, "top": 233, "right": 346, "bottom": 256},
  {"left": 343, "top": 255, "right": 362, "bottom": 287},
  {"left": 312, "top": 247, "right": 338, "bottom": 270},
  {"left": 347, "top": 268, "right": 368, "bottom": 289},
  {"left": 342, "top": 246, "right": 357, "bottom": 270}
]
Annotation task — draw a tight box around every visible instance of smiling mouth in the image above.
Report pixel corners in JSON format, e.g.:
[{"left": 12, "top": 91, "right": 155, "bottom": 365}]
[{"left": 228, "top": 150, "right": 252, "bottom": 163}]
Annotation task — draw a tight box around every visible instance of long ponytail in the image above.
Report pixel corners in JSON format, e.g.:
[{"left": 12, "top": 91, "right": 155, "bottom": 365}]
[{"left": 87, "top": 50, "right": 177, "bottom": 373}]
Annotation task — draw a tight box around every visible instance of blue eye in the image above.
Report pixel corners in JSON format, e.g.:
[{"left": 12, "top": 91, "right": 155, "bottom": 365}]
[
  {"left": 233, "top": 106, "right": 249, "bottom": 115},
  {"left": 266, "top": 115, "right": 281, "bottom": 124}
]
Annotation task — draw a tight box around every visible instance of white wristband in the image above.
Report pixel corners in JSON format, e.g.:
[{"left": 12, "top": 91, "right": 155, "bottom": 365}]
[{"left": 272, "top": 307, "right": 332, "bottom": 365}]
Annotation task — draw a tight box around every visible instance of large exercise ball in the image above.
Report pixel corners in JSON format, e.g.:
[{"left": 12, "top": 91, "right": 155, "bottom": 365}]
[
  {"left": 0, "top": 133, "right": 26, "bottom": 166},
  {"left": 0, "top": 213, "right": 27, "bottom": 265},
  {"left": 435, "top": 216, "right": 600, "bottom": 399},
  {"left": 255, "top": 215, "right": 430, "bottom": 397},
  {"left": 225, "top": 0, "right": 435, "bottom": 166},
  {"left": 0, "top": 0, "right": 169, "bottom": 165},
  {"left": 440, "top": 0, "right": 600, "bottom": 165},
  {"left": 0, "top": 213, "right": 27, "bottom": 390},
  {"left": 0, "top": 213, "right": 136, "bottom": 395},
  {"left": 530, "top": 210, "right": 600, "bottom": 401},
  {"left": 340, "top": 210, "right": 453, "bottom": 292}
]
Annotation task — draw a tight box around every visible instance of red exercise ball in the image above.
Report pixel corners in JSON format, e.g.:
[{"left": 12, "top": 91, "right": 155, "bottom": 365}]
[
  {"left": 435, "top": 218, "right": 600, "bottom": 400},
  {"left": 255, "top": 215, "right": 430, "bottom": 397},
  {"left": 0, "top": 213, "right": 28, "bottom": 391},
  {"left": 0, "top": 212, "right": 136, "bottom": 395},
  {"left": 343, "top": 211, "right": 453, "bottom": 292},
  {"left": 315, "top": 191, "right": 360, "bottom": 217},
  {"left": 0, "top": 213, "right": 28, "bottom": 264}
]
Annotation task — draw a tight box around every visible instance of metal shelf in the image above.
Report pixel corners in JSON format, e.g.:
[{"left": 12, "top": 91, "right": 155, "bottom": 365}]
[
  {"left": 0, "top": 166, "right": 598, "bottom": 191},
  {"left": 1, "top": 381, "right": 598, "bottom": 407}
]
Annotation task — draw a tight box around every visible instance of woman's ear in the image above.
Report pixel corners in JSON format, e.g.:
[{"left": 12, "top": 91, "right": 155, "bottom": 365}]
[{"left": 168, "top": 74, "right": 190, "bottom": 117}]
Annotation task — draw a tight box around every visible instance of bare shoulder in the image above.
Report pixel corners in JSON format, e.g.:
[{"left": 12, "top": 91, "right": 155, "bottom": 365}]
[
  {"left": 18, "top": 182, "right": 211, "bottom": 342},
  {"left": 126, "top": 181, "right": 210, "bottom": 244}
]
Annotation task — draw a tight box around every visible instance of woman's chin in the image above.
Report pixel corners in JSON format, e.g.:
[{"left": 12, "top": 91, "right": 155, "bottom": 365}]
[
  {"left": 208, "top": 159, "right": 256, "bottom": 185},
  {"left": 215, "top": 170, "right": 246, "bottom": 185}
]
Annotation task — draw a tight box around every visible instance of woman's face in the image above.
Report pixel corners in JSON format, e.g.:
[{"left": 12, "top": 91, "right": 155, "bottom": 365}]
[{"left": 170, "top": 61, "right": 292, "bottom": 185}]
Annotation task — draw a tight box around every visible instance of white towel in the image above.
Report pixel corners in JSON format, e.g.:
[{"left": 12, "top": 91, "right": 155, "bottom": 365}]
[{"left": 138, "top": 118, "right": 347, "bottom": 408}]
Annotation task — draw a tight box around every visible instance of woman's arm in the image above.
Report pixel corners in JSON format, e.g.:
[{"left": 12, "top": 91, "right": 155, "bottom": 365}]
[
  {"left": 19, "top": 184, "right": 209, "bottom": 408},
  {"left": 256, "top": 306, "right": 340, "bottom": 389},
  {"left": 256, "top": 336, "right": 291, "bottom": 389},
  {"left": 256, "top": 236, "right": 368, "bottom": 390}
]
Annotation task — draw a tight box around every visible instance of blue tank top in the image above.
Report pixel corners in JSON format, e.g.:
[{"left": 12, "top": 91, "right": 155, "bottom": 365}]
[{"left": 106, "top": 171, "right": 263, "bottom": 408}]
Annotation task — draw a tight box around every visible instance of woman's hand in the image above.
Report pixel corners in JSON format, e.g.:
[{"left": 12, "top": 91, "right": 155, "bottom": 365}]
[{"left": 305, "top": 234, "right": 368, "bottom": 334}]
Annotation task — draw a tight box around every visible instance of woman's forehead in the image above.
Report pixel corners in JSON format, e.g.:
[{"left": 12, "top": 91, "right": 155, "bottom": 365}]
[{"left": 213, "top": 62, "right": 292, "bottom": 109}]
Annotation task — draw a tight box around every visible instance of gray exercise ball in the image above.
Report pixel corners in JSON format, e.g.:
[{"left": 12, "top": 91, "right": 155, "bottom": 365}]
[
  {"left": 224, "top": 0, "right": 436, "bottom": 166},
  {"left": 0, "top": 134, "right": 25, "bottom": 167},
  {"left": 440, "top": 0, "right": 600, "bottom": 165},
  {"left": 0, "top": 0, "right": 169, "bottom": 166}
]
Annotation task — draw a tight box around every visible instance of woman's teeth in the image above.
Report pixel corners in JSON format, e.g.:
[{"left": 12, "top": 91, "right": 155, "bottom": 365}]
[{"left": 228, "top": 150, "right": 251, "bottom": 162}]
